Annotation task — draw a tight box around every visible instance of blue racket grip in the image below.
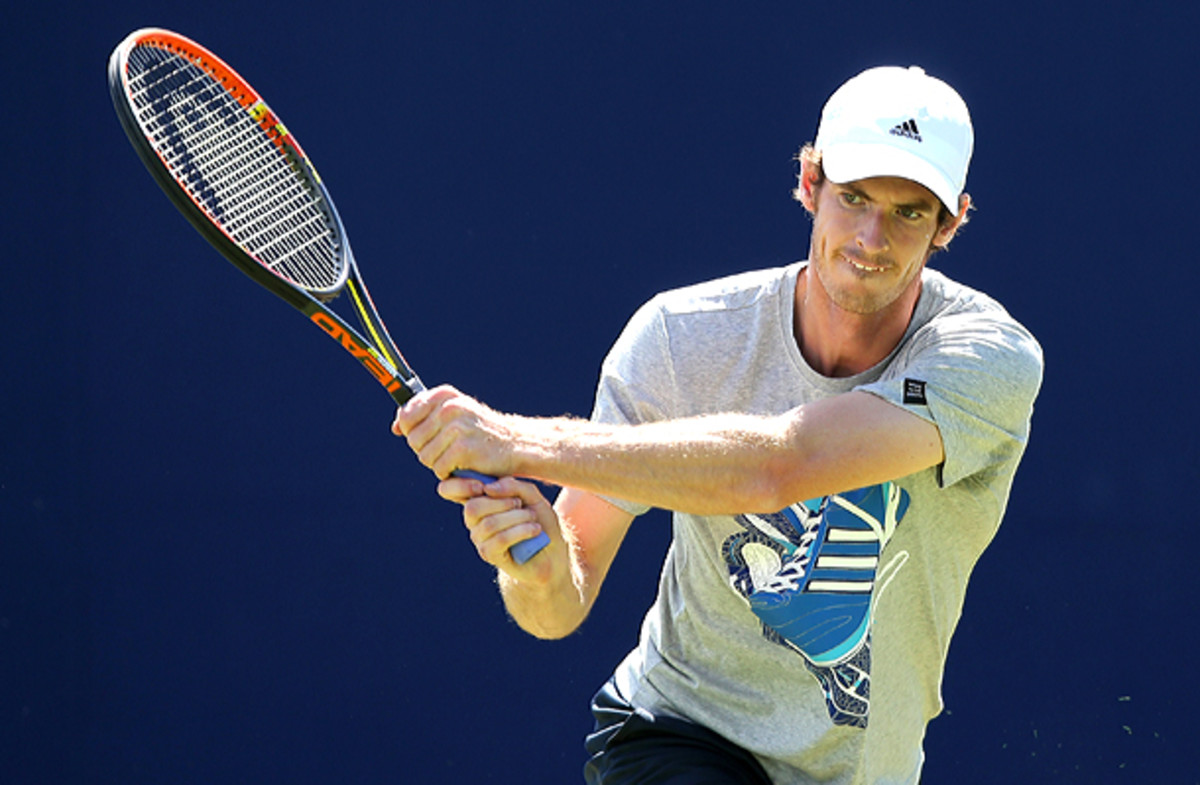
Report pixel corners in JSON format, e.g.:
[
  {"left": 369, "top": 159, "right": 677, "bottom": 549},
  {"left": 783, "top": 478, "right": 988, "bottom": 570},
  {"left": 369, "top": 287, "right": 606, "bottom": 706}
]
[{"left": 452, "top": 469, "right": 551, "bottom": 564}]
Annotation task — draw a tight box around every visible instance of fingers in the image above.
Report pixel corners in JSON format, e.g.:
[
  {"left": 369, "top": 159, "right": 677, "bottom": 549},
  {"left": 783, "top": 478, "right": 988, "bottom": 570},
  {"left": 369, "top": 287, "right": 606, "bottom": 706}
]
[
  {"left": 392, "top": 385, "right": 476, "bottom": 479},
  {"left": 391, "top": 384, "right": 459, "bottom": 440},
  {"left": 466, "top": 496, "right": 541, "bottom": 565},
  {"left": 451, "top": 477, "right": 553, "bottom": 569},
  {"left": 392, "top": 385, "right": 515, "bottom": 480},
  {"left": 391, "top": 387, "right": 427, "bottom": 437},
  {"left": 436, "top": 474, "right": 486, "bottom": 503}
]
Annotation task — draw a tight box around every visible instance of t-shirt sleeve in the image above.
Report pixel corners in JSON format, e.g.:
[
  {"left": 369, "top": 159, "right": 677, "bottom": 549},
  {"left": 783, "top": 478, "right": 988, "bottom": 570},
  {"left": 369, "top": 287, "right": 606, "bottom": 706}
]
[{"left": 857, "top": 309, "right": 1045, "bottom": 489}]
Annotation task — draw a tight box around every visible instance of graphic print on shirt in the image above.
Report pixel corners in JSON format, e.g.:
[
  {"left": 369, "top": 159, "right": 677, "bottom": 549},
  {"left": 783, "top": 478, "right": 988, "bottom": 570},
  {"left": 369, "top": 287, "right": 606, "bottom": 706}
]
[{"left": 723, "top": 482, "right": 910, "bottom": 728}]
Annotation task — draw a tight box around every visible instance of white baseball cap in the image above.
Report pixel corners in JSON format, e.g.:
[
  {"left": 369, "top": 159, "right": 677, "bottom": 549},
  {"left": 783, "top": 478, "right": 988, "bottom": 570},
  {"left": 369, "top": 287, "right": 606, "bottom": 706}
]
[{"left": 814, "top": 66, "right": 973, "bottom": 212}]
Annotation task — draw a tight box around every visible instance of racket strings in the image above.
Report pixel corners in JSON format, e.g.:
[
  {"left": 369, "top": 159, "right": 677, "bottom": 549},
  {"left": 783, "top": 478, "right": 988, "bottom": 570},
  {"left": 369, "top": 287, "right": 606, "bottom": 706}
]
[{"left": 125, "top": 46, "right": 344, "bottom": 293}]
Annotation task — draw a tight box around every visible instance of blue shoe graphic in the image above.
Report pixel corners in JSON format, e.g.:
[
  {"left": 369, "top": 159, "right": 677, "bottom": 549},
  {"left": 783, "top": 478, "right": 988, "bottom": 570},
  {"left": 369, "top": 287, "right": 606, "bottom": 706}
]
[{"left": 732, "top": 483, "right": 909, "bottom": 668}]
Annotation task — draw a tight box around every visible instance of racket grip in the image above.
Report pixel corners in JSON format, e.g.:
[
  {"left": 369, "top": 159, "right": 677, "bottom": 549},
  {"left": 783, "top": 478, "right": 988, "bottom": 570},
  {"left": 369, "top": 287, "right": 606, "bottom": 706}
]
[{"left": 451, "top": 469, "right": 551, "bottom": 564}]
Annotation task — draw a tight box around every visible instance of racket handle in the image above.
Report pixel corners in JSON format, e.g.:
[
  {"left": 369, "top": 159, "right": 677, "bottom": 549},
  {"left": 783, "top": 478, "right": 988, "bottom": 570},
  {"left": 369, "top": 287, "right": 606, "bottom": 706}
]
[{"left": 451, "top": 469, "right": 551, "bottom": 564}]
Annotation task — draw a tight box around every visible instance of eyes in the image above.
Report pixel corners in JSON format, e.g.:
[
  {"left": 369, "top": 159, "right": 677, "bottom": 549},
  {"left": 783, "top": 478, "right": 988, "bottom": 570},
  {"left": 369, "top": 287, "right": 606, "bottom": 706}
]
[{"left": 837, "top": 190, "right": 927, "bottom": 223}]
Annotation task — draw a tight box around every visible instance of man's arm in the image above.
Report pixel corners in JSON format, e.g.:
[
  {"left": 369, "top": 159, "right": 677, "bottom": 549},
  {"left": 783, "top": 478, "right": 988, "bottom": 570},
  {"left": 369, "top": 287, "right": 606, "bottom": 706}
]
[
  {"left": 395, "top": 385, "right": 944, "bottom": 515},
  {"left": 438, "top": 476, "right": 635, "bottom": 639},
  {"left": 502, "top": 487, "right": 634, "bottom": 639}
]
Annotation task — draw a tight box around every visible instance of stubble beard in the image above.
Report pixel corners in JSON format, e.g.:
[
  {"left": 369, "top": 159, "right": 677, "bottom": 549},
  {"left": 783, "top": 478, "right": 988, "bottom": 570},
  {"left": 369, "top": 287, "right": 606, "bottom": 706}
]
[{"left": 811, "top": 249, "right": 924, "bottom": 316}]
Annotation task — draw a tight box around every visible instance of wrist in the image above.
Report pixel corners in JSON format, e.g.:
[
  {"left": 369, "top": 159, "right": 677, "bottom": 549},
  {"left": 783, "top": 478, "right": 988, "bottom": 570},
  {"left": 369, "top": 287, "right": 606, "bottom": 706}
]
[{"left": 503, "top": 413, "right": 557, "bottom": 481}]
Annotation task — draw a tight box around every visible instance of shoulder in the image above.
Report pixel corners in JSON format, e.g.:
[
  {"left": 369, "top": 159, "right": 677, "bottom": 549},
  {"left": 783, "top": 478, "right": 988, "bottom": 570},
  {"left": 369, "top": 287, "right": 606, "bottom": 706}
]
[
  {"left": 604, "top": 262, "right": 800, "bottom": 386},
  {"left": 915, "top": 268, "right": 1043, "bottom": 370},
  {"left": 896, "top": 269, "right": 1045, "bottom": 427},
  {"left": 919, "top": 267, "right": 1019, "bottom": 321},
  {"left": 645, "top": 263, "right": 799, "bottom": 318}
]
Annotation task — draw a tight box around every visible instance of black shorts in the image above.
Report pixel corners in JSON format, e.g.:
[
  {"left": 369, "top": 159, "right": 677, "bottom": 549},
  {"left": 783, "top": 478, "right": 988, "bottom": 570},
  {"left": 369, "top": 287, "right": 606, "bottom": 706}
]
[{"left": 583, "top": 679, "right": 773, "bottom": 785}]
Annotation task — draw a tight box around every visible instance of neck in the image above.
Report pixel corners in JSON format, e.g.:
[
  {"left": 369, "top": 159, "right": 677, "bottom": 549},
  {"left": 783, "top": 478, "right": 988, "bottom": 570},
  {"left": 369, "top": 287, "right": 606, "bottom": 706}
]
[{"left": 793, "top": 266, "right": 921, "bottom": 377}]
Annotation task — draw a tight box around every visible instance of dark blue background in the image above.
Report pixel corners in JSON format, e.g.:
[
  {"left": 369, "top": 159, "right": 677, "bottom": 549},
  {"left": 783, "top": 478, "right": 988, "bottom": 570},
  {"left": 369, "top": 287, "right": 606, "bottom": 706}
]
[{"left": 4, "top": 2, "right": 1196, "bottom": 783}]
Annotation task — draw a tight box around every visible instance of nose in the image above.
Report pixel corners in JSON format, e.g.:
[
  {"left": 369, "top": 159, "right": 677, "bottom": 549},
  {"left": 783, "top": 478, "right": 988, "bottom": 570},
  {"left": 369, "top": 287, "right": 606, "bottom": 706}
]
[{"left": 855, "top": 210, "right": 889, "bottom": 254}]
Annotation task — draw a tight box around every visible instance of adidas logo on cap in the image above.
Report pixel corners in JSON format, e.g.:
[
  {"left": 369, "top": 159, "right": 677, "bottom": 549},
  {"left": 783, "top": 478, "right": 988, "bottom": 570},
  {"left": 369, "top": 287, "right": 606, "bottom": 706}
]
[{"left": 889, "top": 119, "right": 922, "bottom": 142}]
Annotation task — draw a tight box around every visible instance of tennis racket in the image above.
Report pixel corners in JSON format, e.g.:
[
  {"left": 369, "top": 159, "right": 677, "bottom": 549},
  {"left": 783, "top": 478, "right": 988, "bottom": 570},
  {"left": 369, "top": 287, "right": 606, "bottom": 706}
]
[{"left": 108, "top": 28, "right": 549, "bottom": 564}]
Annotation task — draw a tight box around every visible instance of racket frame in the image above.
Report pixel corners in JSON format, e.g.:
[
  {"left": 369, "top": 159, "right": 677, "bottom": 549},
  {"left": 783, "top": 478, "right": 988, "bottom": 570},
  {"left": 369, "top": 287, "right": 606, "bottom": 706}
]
[
  {"left": 108, "top": 28, "right": 549, "bottom": 563},
  {"left": 107, "top": 28, "right": 420, "bottom": 404}
]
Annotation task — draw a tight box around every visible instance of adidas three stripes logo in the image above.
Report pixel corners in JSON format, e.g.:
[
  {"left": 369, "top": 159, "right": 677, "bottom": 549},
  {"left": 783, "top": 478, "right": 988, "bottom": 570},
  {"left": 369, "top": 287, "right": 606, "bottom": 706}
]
[{"left": 889, "top": 119, "right": 922, "bottom": 142}]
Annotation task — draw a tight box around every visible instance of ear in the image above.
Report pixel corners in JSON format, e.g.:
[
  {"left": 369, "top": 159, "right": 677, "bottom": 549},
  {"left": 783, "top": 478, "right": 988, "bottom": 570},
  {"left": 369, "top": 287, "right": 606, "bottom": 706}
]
[
  {"left": 796, "top": 156, "right": 822, "bottom": 214},
  {"left": 933, "top": 193, "right": 971, "bottom": 247}
]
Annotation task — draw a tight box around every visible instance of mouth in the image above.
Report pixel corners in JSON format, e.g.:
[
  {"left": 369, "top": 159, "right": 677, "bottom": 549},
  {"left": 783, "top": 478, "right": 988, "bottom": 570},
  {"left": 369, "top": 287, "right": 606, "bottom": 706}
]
[{"left": 843, "top": 254, "right": 888, "bottom": 273}]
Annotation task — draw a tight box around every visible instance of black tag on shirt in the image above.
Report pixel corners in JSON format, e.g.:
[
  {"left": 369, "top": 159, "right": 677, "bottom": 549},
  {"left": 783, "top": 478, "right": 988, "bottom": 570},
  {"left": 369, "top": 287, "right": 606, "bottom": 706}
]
[{"left": 903, "top": 378, "right": 928, "bottom": 405}]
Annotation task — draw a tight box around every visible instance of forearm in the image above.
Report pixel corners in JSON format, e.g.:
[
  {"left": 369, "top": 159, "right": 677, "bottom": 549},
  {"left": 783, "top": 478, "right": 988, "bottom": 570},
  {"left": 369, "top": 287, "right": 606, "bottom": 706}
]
[
  {"left": 507, "top": 411, "right": 798, "bottom": 516},
  {"left": 505, "top": 392, "right": 944, "bottom": 515},
  {"left": 496, "top": 565, "right": 589, "bottom": 640},
  {"left": 495, "top": 489, "right": 626, "bottom": 639}
]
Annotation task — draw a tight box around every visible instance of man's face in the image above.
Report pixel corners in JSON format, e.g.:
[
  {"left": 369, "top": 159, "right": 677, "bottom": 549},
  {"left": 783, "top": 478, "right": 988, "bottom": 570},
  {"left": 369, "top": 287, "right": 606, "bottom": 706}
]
[{"left": 806, "top": 174, "right": 950, "bottom": 316}]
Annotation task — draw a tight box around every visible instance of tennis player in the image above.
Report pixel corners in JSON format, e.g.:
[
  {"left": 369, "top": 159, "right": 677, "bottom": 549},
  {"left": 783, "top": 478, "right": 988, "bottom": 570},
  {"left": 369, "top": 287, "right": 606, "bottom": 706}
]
[{"left": 394, "top": 65, "right": 1043, "bottom": 785}]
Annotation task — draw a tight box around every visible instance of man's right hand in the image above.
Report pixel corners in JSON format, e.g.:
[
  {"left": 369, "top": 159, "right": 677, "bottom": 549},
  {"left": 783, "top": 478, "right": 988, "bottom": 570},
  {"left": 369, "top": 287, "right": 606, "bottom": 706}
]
[{"left": 437, "top": 475, "right": 561, "bottom": 583}]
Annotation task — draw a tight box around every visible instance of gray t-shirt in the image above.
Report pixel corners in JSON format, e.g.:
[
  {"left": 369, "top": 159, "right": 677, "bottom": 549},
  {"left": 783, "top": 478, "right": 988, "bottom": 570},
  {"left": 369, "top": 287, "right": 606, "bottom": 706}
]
[{"left": 590, "top": 262, "right": 1043, "bottom": 785}]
